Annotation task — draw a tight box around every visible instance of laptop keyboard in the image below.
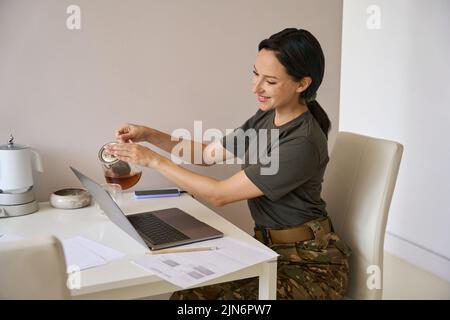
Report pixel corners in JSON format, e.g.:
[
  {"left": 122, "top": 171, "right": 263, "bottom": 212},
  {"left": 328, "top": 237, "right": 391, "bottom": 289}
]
[{"left": 127, "top": 213, "right": 189, "bottom": 245}]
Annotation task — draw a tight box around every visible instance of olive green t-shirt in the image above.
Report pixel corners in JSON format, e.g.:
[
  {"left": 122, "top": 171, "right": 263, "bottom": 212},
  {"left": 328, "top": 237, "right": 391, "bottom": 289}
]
[{"left": 221, "top": 109, "right": 329, "bottom": 228}]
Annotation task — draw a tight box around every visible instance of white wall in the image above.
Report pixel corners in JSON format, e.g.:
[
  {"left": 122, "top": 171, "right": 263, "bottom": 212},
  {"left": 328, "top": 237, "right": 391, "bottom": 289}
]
[
  {"left": 341, "top": 0, "right": 450, "bottom": 282},
  {"left": 0, "top": 0, "right": 343, "bottom": 234}
]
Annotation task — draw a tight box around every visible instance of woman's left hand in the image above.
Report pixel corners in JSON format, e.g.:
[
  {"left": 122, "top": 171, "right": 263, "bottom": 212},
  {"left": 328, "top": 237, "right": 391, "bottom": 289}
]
[{"left": 105, "top": 143, "right": 161, "bottom": 168}]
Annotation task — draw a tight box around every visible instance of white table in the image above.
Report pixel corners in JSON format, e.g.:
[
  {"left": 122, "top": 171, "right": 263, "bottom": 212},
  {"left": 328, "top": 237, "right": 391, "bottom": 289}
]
[{"left": 0, "top": 193, "right": 277, "bottom": 300}]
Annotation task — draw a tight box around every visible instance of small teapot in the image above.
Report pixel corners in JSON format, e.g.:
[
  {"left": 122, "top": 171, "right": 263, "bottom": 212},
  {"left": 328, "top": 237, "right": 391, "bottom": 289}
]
[{"left": 98, "top": 142, "right": 141, "bottom": 190}]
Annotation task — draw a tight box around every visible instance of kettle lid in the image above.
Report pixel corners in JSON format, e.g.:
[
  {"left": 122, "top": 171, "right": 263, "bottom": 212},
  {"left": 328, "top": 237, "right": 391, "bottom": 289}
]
[{"left": 0, "top": 134, "right": 27, "bottom": 150}]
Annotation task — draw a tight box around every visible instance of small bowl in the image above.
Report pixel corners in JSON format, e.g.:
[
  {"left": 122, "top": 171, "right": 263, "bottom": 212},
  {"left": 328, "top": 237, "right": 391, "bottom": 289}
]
[{"left": 50, "top": 188, "right": 91, "bottom": 209}]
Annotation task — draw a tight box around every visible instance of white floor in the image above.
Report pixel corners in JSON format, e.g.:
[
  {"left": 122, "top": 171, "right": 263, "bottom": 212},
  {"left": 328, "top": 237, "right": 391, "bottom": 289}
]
[{"left": 382, "top": 252, "right": 450, "bottom": 300}]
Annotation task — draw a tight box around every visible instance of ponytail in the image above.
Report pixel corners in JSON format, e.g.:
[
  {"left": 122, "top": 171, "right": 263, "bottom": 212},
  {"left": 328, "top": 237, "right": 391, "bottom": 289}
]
[{"left": 307, "top": 100, "right": 331, "bottom": 139}]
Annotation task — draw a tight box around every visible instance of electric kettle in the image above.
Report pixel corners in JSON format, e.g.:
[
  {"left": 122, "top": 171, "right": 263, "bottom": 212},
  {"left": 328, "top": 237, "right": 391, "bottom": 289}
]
[{"left": 0, "top": 135, "right": 43, "bottom": 217}]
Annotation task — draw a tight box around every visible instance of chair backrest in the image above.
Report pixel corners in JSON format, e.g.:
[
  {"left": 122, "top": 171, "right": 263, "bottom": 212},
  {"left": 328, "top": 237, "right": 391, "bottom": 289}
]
[
  {"left": 0, "top": 236, "right": 70, "bottom": 299},
  {"left": 322, "top": 131, "right": 403, "bottom": 299}
]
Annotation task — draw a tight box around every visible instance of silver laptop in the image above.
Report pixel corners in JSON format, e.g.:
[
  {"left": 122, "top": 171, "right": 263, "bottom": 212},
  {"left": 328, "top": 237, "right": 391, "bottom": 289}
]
[{"left": 70, "top": 167, "right": 223, "bottom": 250}]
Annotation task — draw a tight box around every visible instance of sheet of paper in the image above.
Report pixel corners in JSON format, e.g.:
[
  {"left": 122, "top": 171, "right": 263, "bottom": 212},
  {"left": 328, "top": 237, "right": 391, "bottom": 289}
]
[
  {"left": 71, "top": 236, "right": 125, "bottom": 261},
  {"left": 0, "top": 233, "right": 24, "bottom": 243},
  {"left": 62, "top": 237, "right": 107, "bottom": 270},
  {"left": 132, "top": 236, "right": 278, "bottom": 289},
  {"left": 62, "top": 236, "right": 125, "bottom": 271}
]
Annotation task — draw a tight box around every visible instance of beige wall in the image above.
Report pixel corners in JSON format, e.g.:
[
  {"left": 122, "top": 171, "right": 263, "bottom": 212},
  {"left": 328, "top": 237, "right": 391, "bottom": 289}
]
[{"left": 0, "top": 0, "right": 343, "bottom": 234}]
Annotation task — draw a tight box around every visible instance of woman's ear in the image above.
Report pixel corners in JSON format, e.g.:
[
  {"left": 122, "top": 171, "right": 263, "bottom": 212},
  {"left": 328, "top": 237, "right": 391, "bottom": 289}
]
[{"left": 296, "top": 77, "right": 312, "bottom": 93}]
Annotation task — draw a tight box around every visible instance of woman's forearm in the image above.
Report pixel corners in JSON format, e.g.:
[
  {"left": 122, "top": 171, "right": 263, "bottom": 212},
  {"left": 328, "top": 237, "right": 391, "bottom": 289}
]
[
  {"left": 145, "top": 127, "right": 176, "bottom": 153},
  {"left": 146, "top": 127, "right": 210, "bottom": 166},
  {"left": 107, "top": 141, "right": 261, "bottom": 207}
]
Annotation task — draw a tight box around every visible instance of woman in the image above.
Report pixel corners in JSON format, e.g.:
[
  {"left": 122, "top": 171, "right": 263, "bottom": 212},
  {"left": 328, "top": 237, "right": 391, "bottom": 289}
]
[{"left": 106, "top": 28, "right": 351, "bottom": 299}]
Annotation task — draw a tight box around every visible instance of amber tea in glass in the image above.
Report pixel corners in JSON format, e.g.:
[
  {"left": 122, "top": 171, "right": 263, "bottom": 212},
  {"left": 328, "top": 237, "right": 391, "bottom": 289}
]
[{"left": 104, "top": 170, "right": 142, "bottom": 190}]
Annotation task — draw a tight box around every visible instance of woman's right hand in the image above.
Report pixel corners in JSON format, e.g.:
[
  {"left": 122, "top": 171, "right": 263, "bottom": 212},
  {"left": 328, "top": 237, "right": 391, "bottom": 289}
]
[{"left": 115, "top": 123, "right": 150, "bottom": 143}]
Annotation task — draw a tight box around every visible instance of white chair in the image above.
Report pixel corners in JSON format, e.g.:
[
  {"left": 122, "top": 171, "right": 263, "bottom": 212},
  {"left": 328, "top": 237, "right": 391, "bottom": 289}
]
[
  {"left": 0, "top": 236, "right": 70, "bottom": 299},
  {"left": 322, "top": 131, "right": 403, "bottom": 300}
]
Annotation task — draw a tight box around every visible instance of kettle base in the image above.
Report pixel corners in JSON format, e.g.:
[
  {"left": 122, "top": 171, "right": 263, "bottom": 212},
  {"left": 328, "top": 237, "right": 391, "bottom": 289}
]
[{"left": 0, "top": 201, "right": 39, "bottom": 218}]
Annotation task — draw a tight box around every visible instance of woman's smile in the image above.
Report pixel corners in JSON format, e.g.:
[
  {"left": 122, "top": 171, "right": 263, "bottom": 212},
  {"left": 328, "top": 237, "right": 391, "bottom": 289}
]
[{"left": 258, "top": 95, "right": 270, "bottom": 103}]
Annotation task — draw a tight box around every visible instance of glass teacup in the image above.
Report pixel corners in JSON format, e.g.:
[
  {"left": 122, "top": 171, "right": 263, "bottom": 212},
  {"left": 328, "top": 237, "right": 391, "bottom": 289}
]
[{"left": 102, "top": 183, "right": 122, "bottom": 203}]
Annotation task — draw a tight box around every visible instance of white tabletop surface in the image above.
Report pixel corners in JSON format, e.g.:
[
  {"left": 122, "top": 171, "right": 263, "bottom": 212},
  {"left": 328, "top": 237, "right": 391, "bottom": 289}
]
[{"left": 0, "top": 192, "right": 276, "bottom": 298}]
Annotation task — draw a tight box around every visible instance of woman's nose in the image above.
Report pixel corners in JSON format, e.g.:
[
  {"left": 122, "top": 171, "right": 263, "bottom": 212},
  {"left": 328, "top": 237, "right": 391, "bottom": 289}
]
[{"left": 252, "top": 80, "right": 263, "bottom": 94}]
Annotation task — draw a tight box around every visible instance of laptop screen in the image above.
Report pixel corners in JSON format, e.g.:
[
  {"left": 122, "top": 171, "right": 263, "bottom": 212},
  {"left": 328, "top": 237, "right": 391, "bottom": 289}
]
[{"left": 70, "top": 167, "right": 148, "bottom": 249}]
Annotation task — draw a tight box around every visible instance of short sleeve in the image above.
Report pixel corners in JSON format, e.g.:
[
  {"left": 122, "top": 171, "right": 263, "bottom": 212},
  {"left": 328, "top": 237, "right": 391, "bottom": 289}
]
[
  {"left": 244, "top": 140, "right": 320, "bottom": 201},
  {"left": 220, "top": 111, "right": 259, "bottom": 159}
]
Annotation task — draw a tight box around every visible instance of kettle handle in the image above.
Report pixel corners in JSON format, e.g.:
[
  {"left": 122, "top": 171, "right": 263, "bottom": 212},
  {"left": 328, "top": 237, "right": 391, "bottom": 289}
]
[{"left": 30, "top": 149, "right": 44, "bottom": 173}]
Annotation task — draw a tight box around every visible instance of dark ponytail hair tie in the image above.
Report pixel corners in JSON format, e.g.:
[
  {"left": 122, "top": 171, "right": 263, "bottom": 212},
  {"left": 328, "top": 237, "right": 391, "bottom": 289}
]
[{"left": 304, "top": 92, "right": 317, "bottom": 103}]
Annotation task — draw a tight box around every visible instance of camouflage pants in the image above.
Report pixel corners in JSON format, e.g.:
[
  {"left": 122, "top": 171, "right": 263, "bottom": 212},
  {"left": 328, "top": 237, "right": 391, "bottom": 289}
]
[{"left": 170, "top": 220, "right": 351, "bottom": 300}]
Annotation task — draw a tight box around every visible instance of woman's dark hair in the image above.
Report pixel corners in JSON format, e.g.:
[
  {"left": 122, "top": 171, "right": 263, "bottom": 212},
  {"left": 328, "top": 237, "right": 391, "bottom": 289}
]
[{"left": 259, "top": 28, "right": 331, "bottom": 138}]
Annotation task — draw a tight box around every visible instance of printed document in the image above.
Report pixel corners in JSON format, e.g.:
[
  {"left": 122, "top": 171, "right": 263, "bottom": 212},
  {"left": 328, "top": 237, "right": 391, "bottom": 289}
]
[{"left": 133, "top": 236, "right": 278, "bottom": 288}]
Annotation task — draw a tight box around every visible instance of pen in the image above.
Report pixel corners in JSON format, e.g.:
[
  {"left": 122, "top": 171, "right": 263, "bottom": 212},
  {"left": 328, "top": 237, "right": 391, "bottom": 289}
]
[{"left": 147, "top": 246, "right": 219, "bottom": 255}]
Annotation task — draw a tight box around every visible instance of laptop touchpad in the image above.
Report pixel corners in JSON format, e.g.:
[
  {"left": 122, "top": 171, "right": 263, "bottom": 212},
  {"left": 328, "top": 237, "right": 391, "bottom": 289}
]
[{"left": 152, "top": 208, "right": 221, "bottom": 238}]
